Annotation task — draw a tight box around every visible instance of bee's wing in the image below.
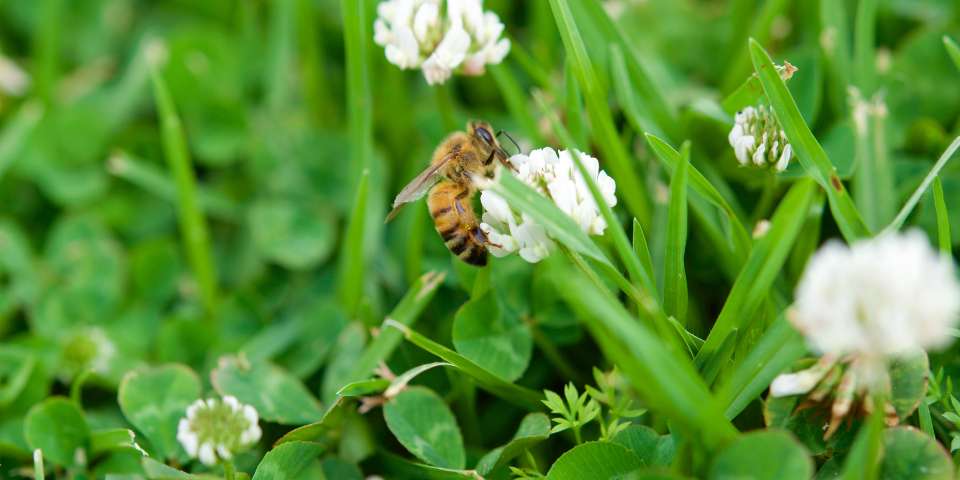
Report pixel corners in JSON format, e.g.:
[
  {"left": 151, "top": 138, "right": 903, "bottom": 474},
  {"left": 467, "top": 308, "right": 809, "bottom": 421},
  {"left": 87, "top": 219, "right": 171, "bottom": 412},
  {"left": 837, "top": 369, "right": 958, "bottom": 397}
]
[{"left": 385, "top": 155, "right": 453, "bottom": 223}]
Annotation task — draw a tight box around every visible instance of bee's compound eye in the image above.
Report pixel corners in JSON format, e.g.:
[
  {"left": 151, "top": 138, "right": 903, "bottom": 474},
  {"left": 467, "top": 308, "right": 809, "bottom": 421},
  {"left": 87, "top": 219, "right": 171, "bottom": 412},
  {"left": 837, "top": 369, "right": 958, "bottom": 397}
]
[{"left": 476, "top": 127, "right": 494, "bottom": 144}]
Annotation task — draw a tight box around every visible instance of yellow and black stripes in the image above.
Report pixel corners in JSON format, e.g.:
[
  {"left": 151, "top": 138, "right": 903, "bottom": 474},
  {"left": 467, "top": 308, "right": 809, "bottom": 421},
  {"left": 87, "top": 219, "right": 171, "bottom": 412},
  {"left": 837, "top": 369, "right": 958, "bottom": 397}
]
[{"left": 428, "top": 181, "right": 488, "bottom": 266}]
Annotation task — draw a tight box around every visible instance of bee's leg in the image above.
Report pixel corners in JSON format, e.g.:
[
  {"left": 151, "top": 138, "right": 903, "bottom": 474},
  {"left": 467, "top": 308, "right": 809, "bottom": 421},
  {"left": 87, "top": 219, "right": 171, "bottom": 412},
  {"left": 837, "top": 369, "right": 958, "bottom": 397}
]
[{"left": 472, "top": 226, "right": 503, "bottom": 249}]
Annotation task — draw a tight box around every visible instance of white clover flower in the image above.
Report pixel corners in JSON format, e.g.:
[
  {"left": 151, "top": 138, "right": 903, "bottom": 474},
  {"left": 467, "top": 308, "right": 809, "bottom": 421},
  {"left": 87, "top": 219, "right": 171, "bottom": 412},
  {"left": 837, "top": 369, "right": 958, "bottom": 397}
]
[
  {"left": 59, "top": 327, "right": 117, "bottom": 381},
  {"left": 728, "top": 105, "right": 793, "bottom": 172},
  {"left": 374, "top": 0, "right": 510, "bottom": 85},
  {"left": 791, "top": 230, "right": 960, "bottom": 359},
  {"left": 177, "top": 396, "right": 261, "bottom": 466},
  {"left": 479, "top": 148, "right": 617, "bottom": 263},
  {"left": 0, "top": 55, "right": 29, "bottom": 97}
]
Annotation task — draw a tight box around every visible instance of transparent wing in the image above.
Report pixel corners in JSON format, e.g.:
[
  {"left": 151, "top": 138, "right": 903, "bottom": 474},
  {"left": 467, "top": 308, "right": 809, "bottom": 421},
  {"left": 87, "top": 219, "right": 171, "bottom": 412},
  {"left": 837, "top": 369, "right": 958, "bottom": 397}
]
[{"left": 385, "top": 153, "right": 455, "bottom": 223}]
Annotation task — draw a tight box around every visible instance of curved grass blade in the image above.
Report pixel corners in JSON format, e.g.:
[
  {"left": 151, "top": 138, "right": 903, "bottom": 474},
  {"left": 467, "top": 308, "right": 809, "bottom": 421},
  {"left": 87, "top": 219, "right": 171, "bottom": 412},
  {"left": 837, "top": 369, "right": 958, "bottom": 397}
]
[
  {"left": 0, "top": 102, "right": 42, "bottom": 181},
  {"left": 749, "top": 39, "right": 870, "bottom": 242},
  {"left": 885, "top": 137, "right": 960, "bottom": 232},
  {"left": 342, "top": 270, "right": 445, "bottom": 386},
  {"left": 577, "top": 1, "right": 679, "bottom": 140},
  {"left": 841, "top": 401, "right": 884, "bottom": 480},
  {"left": 377, "top": 451, "right": 481, "bottom": 480},
  {"left": 548, "top": 0, "right": 651, "bottom": 225},
  {"left": 632, "top": 219, "right": 656, "bottom": 296},
  {"left": 663, "top": 145, "right": 689, "bottom": 322},
  {"left": 151, "top": 67, "right": 219, "bottom": 316},
  {"left": 384, "top": 320, "right": 543, "bottom": 411},
  {"left": 695, "top": 179, "right": 817, "bottom": 382},
  {"left": 945, "top": 36, "right": 960, "bottom": 70},
  {"left": 716, "top": 313, "right": 807, "bottom": 419},
  {"left": 933, "top": 178, "right": 951, "bottom": 253},
  {"left": 564, "top": 60, "right": 587, "bottom": 150},
  {"left": 609, "top": 45, "right": 667, "bottom": 140},
  {"left": 645, "top": 134, "right": 751, "bottom": 264},
  {"left": 556, "top": 265, "right": 738, "bottom": 451}
]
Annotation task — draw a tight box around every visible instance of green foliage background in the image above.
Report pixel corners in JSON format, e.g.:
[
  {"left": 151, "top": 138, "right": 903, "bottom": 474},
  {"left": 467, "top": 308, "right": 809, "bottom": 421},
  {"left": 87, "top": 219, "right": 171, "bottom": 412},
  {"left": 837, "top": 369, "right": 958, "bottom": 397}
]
[{"left": 1, "top": 0, "right": 960, "bottom": 478}]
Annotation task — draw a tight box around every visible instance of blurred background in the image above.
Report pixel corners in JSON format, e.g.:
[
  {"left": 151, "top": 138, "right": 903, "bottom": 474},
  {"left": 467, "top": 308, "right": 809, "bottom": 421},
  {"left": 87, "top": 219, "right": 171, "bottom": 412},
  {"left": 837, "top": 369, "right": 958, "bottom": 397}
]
[{"left": 1, "top": 0, "right": 959, "bottom": 476}]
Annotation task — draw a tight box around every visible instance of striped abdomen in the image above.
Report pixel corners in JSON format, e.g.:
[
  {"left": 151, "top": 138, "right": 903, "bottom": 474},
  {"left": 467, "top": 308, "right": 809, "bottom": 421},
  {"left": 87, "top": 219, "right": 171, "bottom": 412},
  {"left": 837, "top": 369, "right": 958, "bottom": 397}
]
[{"left": 428, "top": 180, "right": 488, "bottom": 266}]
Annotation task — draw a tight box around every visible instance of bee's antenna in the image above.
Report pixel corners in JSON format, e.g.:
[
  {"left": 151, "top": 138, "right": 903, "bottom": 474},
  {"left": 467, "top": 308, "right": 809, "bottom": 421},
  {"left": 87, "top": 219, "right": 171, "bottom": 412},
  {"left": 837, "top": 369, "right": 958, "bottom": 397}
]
[{"left": 496, "top": 130, "right": 521, "bottom": 156}]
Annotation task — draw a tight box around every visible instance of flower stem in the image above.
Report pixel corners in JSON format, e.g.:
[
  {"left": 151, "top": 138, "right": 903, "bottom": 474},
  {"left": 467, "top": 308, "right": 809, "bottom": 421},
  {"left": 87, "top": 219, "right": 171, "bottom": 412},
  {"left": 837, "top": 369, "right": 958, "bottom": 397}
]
[{"left": 223, "top": 460, "right": 236, "bottom": 480}]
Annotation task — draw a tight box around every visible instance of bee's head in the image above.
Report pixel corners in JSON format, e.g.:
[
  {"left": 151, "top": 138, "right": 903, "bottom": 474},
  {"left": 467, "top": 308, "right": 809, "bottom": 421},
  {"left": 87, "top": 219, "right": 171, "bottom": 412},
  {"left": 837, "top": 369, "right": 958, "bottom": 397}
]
[{"left": 468, "top": 120, "right": 509, "bottom": 163}]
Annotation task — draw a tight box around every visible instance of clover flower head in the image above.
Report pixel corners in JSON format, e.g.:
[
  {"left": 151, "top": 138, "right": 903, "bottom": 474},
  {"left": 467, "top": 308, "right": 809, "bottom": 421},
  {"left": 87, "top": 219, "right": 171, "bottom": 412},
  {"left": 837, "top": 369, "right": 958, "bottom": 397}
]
[
  {"left": 479, "top": 148, "right": 617, "bottom": 263},
  {"left": 177, "top": 396, "right": 261, "bottom": 466},
  {"left": 792, "top": 230, "right": 960, "bottom": 359},
  {"left": 728, "top": 105, "right": 793, "bottom": 172},
  {"left": 60, "top": 327, "right": 116, "bottom": 381},
  {"left": 0, "top": 55, "right": 29, "bottom": 97},
  {"left": 374, "top": 0, "right": 510, "bottom": 85}
]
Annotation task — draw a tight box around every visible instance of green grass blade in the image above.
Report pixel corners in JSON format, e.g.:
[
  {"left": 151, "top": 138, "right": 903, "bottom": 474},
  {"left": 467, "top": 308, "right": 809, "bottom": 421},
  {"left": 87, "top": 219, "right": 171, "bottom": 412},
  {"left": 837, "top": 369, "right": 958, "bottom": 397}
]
[
  {"left": 934, "top": 178, "right": 951, "bottom": 254},
  {"left": 266, "top": 0, "right": 296, "bottom": 110},
  {"left": 341, "top": 0, "right": 372, "bottom": 176},
  {"left": 609, "top": 44, "right": 667, "bottom": 140},
  {"left": 385, "top": 320, "right": 543, "bottom": 411},
  {"left": 852, "top": 98, "right": 895, "bottom": 231},
  {"left": 721, "top": 74, "right": 765, "bottom": 115},
  {"left": 151, "top": 67, "right": 219, "bottom": 316},
  {"left": 108, "top": 151, "right": 239, "bottom": 221},
  {"left": 556, "top": 265, "right": 738, "bottom": 450},
  {"left": 343, "top": 271, "right": 445, "bottom": 387},
  {"left": 945, "top": 36, "right": 960, "bottom": 70},
  {"left": 577, "top": 1, "right": 679, "bottom": 140},
  {"left": 885, "top": 137, "right": 960, "bottom": 232},
  {"left": 632, "top": 219, "right": 656, "bottom": 296},
  {"left": 490, "top": 62, "right": 545, "bottom": 145},
  {"left": 0, "top": 102, "right": 43, "bottom": 181},
  {"left": 749, "top": 39, "right": 870, "bottom": 242},
  {"left": 31, "top": 0, "right": 63, "bottom": 106},
  {"left": 506, "top": 38, "right": 553, "bottom": 90},
  {"left": 663, "top": 144, "right": 689, "bottom": 322},
  {"left": 841, "top": 403, "right": 884, "bottom": 480},
  {"left": 695, "top": 179, "right": 817, "bottom": 382},
  {"left": 820, "top": 0, "right": 852, "bottom": 115},
  {"left": 548, "top": 0, "right": 652, "bottom": 226},
  {"left": 645, "top": 134, "right": 752, "bottom": 264},
  {"left": 716, "top": 313, "right": 807, "bottom": 419},
  {"left": 338, "top": 169, "right": 369, "bottom": 316},
  {"left": 852, "top": 0, "right": 877, "bottom": 94}
]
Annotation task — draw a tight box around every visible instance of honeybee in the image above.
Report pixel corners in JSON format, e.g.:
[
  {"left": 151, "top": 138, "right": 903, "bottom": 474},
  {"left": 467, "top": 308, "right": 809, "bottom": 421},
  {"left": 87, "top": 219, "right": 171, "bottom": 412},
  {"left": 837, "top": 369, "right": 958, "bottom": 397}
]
[{"left": 386, "top": 121, "right": 513, "bottom": 266}]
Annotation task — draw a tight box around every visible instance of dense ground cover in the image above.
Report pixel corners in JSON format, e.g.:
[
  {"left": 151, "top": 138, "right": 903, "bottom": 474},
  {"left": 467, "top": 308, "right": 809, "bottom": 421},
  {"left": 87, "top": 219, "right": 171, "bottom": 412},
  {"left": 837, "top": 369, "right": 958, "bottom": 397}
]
[{"left": 1, "top": 0, "right": 960, "bottom": 478}]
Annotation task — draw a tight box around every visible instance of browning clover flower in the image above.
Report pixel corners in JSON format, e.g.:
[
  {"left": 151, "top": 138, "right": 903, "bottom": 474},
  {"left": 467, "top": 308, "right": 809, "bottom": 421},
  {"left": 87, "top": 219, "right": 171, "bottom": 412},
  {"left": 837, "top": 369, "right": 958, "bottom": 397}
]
[
  {"left": 177, "top": 396, "right": 261, "bottom": 466},
  {"left": 728, "top": 105, "right": 793, "bottom": 172},
  {"left": 479, "top": 148, "right": 616, "bottom": 263},
  {"left": 373, "top": 0, "right": 510, "bottom": 85},
  {"left": 770, "top": 231, "right": 960, "bottom": 438}
]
